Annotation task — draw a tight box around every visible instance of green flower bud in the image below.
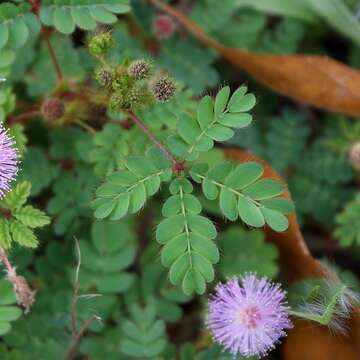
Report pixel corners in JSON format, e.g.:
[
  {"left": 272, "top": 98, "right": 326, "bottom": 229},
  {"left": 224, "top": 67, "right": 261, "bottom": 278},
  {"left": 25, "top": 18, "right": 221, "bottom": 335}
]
[
  {"left": 88, "top": 32, "right": 113, "bottom": 57},
  {"left": 112, "top": 73, "right": 130, "bottom": 91},
  {"left": 109, "top": 92, "right": 125, "bottom": 112},
  {"left": 127, "top": 87, "right": 142, "bottom": 107}
]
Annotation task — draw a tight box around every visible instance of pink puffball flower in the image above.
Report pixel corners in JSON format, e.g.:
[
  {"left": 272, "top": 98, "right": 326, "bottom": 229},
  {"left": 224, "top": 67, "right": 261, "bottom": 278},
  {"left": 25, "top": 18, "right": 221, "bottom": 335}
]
[
  {"left": 153, "top": 14, "right": 176, "bottom": 40},
  {"left": 0, "top": 125, "right": 18, "bottom": 198},
  {"left": 207, "top": 274, "right": 292, "bottom": 358}
]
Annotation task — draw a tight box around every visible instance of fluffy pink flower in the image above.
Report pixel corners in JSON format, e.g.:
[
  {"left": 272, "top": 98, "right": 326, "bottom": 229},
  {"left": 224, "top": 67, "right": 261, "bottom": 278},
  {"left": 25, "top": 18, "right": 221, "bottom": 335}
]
[
  {"left": 207, "top": 274, "right": 292, "bottom": 358},
  {"left": 153, "top": 14, "right": 176, "bottom": 40},
  {"left": 0, "top": 125, "right": 18, "bottom": 198}
]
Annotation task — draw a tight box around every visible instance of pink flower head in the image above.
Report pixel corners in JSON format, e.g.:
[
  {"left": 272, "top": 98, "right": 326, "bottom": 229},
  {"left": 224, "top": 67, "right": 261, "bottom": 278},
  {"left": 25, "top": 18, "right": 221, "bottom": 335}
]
[
  {"left": 153, "top": 14, "right": 176, "bottom": 40},
  {"left": 207, "top": 274, "right": 292, "bottom": 358},
  {"left": 0, "top": 125, "right": 18, "bottom": 198}
]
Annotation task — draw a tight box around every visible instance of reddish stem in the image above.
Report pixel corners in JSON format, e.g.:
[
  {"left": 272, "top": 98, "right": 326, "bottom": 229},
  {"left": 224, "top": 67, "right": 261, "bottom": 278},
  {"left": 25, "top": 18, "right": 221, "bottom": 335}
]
[
  {"left": 28, "top": 0, "right": 63, "bottom": 80},
  {"left": 41, "top": 26, "right": 64, "bottom": 81},
  {"left": 28, "top": 0, "right": 41, "bottom": 14},
  {"left": 8, "top": 110, "right": 41, "bottom": 124},
  {"left": 0, "top": 208, "right": 12, "bottom": 219},
  {"left": 128, "top": 110, "right": 184, "bottom": 170}
]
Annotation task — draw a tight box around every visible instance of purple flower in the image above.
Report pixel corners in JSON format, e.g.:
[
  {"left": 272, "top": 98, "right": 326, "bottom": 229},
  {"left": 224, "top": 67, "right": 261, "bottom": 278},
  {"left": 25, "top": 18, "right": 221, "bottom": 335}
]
[
  {"left": 207, "top": 274, "right": 292, "bottom": 358},
  {"left": 0, "top": 125, "right": 18, "bottom": 198}
]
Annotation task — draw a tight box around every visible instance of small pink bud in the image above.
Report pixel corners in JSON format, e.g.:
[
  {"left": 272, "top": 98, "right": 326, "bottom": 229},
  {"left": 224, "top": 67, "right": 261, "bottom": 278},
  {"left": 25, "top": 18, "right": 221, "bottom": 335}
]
[
  {"left": 41, "top": 97, "right": 65, "bottom": 122},
  {"left": 153, "top": 14, "right": 176, "bottom": 40}
]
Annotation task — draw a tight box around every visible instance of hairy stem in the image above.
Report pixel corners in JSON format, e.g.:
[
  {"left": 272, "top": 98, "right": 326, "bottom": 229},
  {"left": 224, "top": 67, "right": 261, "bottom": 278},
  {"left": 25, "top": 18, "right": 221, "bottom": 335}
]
[
  {"left": 128, "top": 110, "right": 182, "bottom": 169},
  {"left": 0, "top": 247, "right": 35, "bottom": 313},
  {"left": 0, "top": 247, "right": 16, "bottom": 279}
]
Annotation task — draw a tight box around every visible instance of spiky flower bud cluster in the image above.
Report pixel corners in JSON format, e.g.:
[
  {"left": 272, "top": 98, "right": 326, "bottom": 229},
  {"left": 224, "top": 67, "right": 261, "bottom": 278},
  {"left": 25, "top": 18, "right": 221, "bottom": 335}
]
[
  {"left": 150, "top": 76, "right": 176, "bottom": 102},
  {"left": 88, "top": 32, "right": 113, "bottom": 57},
  {"left": 128, "top": 59, "right": 152, "bottom": 80},
  {"left": 109, "top": 92, "right": 125, "bottom": 112},
  {"left": 94, "top": 68, "right": 115, "bottom": 88},
  {"left": 349, "top": 141, "right": 360, "bottom": 170},
  {"left": 41, "top": 97, "right": 65, "bottom": 122},
  {"left": 109, "top": 86, "right": 144, "bottom": 111},
  {"left": 127, "top": 87, "right": 142, "bottom": 106},
  {"left": 111, "top": 72, "right": 130, "bottom": 91},
  {"left": 91, "top": 35, "right": 176, "bottom": 110}
]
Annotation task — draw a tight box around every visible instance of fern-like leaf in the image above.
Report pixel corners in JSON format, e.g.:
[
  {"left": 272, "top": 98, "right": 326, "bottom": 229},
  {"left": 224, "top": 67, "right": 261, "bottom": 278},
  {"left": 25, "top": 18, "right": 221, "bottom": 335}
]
[
  {"left": 334, "top": 194, "right": 360, "bottom": 247},
  {"left": 120, "top": 304, "right": 167, "bottom": 358},
  {"left": 0, "top": 181, "right": 31, "bottom": 210},
  {"left": 157, "top": 178, "right": 219, "bottom": 295},
  {"left": 93, "top": 148, "right": 172, "bottom": 220},
  {"left": 13, "top": 205, "right": 50, "bottom": 228},
  {"left": 191, "top": 162, "right": 293, "bottom": 231},
  {"left": 168, "top": 86, "right": 255, "bottom": 161},
  {"left": 9, "top": 219, "right": 38, "bottom": 248},
  {"left": 0, "top": 219, "right": 12, "bottom": 249}
]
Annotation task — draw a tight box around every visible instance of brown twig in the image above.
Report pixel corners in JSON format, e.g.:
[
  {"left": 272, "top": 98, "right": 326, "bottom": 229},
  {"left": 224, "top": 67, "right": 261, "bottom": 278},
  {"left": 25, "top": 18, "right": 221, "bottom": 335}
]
[
  {"left": 65, "top": 239, "right": 101, "bottom": 360},
  {"left": 64, "top": 316, "right": 97, "bottom": 360},
  {"left": 128, "top": 110, "right": 184, "bottom": 171}
]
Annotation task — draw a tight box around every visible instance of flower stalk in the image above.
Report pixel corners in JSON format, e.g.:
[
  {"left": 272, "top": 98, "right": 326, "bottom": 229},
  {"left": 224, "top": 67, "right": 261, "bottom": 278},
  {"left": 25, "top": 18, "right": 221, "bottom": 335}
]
[
  {"left": 0, "top": 247, "right": 35, "bottom": 314},
  {"left": 128, "top": 110, "right": 185, "bottom": 172}
]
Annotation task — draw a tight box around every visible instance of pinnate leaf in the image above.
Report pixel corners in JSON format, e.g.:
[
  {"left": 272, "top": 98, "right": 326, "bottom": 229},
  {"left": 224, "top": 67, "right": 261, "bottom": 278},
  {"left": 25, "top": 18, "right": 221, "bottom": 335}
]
[
  {"left": 93, "top": 149, "right": 172, "bottom": 220},
  {"left": 173, "top": 86, "right": 255, "bottom": 160},
  {"left": 191, "top": 162, "right": 291, "bottom": 230},
  {"left": 157, "top": 178, "right": 219, "bottom": 295}
]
